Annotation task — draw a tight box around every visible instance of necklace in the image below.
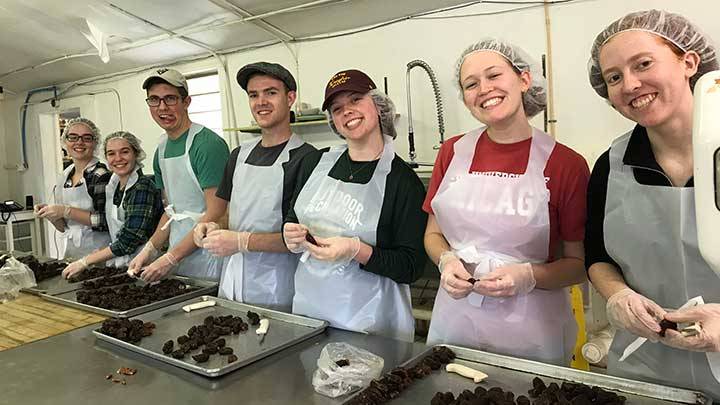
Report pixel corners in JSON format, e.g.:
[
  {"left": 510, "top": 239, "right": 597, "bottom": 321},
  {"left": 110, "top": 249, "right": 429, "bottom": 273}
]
[{"left": 346, "top": 149, "right": 383, "bottom": 180}]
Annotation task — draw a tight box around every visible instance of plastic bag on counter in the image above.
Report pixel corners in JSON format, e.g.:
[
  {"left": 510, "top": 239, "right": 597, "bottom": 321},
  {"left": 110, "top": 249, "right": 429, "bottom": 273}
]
[
  {"left": 312, "top": 342, "right": 384, "bottom": 398},
  {"left": 0, "top": 255, "right": 36, "bottom": 302}
]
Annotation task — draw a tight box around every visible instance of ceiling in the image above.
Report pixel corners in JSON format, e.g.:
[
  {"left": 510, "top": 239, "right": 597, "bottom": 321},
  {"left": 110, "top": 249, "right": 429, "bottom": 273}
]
[{"left": 0, "top": 0, "right": 477, "bottom": 93}]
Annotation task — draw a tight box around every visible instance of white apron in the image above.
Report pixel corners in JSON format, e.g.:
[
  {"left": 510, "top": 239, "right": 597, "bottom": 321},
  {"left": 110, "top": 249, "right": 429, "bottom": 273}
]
[
  {"left": 220, "top": 134, "right": 303, "bottom": 311},
  {"left": 158, "top": 123, "right": 221, "bottom": 280},
  {"left": 604, "top": 132, "right": 720, "bottom": 399},
  {"left": 292, "top": 136, "right": 415, "bottom": 342},
  {"left": 55, "top": 158, "right": 111, "bottom": 260},
  {"left": 104, "top": 168, "right": 143, "bottom": 268},
  {"left": 427, "top": 127, "right": 576, "bottom": 366}
]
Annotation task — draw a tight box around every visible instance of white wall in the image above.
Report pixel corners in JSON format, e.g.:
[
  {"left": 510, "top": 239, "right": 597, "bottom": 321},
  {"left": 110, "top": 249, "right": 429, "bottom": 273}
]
[{"left": 2, "top": 0, "right": 719, "bottom": 202}]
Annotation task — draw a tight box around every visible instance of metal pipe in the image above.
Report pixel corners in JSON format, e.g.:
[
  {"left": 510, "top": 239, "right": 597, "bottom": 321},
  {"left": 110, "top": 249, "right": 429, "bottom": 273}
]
[{"left": 405, "top": 60, "right": 445, "bottom": 167}]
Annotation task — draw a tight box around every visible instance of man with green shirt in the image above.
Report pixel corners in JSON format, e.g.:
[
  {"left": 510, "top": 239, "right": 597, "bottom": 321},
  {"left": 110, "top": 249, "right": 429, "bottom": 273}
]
[{"left": 127, "top": 68, "right": 229, "bottom": 281}]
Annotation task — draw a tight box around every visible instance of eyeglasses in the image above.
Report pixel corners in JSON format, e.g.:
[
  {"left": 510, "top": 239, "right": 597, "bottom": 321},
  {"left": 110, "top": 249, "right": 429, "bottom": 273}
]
[
  {"left": 65, "top": 134, "right": 95, "bottom": 143},
  {"left": 146, "top": 95, "right": 181, "bottom": 107}
]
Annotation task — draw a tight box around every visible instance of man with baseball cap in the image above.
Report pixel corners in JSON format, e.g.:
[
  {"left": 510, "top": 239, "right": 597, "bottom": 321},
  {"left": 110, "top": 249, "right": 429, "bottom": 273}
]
[
  {"left": 193, "top": 62, "right": 315, "bottom": 311},
  {"left": 128, "top": 67, "right": 229, "bottom": 282}
]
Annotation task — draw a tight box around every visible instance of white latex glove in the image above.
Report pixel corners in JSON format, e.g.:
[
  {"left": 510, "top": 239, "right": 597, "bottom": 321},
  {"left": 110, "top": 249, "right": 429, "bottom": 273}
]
[
  {"left": 37, "top": 204, "right": 70, "bottom": 221},
  {"left": 127, "top": 241, "right": 158, "bottom": 277},
  {"left": 661, "top": 304, "right": 720, "bottom": 352},
  {"left": 474, "top": 262, "right": 536, "bottom": 297},
  {"left": 606, "top": 288, "right": 665, "bottom": 340},
  {"left": 438, "top": 251, "right": 474, "bottom": 300},
  {"left": 62, "top": 257, "right": 88, "bottom": 279},
  {"left": 306, "top": 236, "right": 360, "bottom": 263},
  {"left": 194, "top": 222, "right": 219, "bottom": 248},
  {"left": 140, "top": 252, "right": 177, "bottom": 283},
  {"left": 203, "top": 230, "right": 250, "bottom": 257},
  {"left": 282, "top": 222, "right": 309, "bottom": 254}
]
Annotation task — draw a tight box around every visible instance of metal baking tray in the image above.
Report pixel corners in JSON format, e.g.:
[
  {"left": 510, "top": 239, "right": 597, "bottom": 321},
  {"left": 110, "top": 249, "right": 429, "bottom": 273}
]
[
  {"left": 344, "top": 345, "right": 710, "bottom": 404},
  {"left": 21, "top": 266, "right": 130, "bottom": 296},
  {"left": 92, "top": 296, "right": 329, "bottom": 377},
  {"left": 40, "top": 276, "right": 218, "bottom": 317}
]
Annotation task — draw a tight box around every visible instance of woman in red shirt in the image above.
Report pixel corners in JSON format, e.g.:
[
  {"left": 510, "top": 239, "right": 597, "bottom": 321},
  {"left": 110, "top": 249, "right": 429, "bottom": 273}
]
[{"left": 424, "top": 39, "right": 589, "bottom": 366}]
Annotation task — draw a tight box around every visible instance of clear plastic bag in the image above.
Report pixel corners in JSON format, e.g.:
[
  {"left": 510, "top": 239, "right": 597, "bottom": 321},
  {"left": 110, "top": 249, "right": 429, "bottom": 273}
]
[
  {"left": 312, "top": 342, "right": 384, "bottom": 398},
  {"left": 0, "top": 255, "right": 36, "bottom": 302}
]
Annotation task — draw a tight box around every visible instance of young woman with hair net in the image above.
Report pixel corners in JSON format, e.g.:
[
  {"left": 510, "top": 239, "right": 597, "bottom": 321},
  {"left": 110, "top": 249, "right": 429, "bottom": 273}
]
[
  {"left": 61, "top": 131, "right": 163, "bottom": 278},
  {"left": 584, "top": 9, "right": 720, "bottom": 397},
  {"left": 282, "top": 69, "right": 427, "bottom": 342},
  {"left": 35, "top": 117, "right": 112, "bottom": 260},
  {"left": 424, "top": 39, "right": 590, "bottom": 366}
]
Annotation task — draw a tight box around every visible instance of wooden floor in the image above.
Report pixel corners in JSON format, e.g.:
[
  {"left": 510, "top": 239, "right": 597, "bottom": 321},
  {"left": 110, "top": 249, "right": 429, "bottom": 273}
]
[{"left": 0, "top": 292, "right": 106, "bottom": 351}]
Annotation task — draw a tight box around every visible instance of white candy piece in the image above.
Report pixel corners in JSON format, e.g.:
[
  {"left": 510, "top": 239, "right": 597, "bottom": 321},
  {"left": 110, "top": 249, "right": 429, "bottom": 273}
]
[
  {"left": 256, "top": 318, "right": 270, "bottom": 335},
  {"left": 446, "top": 363, "right": 488, "bottom": 383},
  {"left": 182, "top": 300, "right": 216, "bottom": 313}
]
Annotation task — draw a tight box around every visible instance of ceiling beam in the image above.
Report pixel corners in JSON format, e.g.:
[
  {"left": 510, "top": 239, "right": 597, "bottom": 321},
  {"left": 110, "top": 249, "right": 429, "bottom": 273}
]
[{"left": 207, "top": 0, "right": 295, "bottom": 42}]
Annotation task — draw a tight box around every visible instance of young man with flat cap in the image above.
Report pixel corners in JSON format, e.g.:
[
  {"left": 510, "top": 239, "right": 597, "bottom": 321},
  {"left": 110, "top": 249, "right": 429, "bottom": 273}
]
[
  {"left": 128, "top": 68, "right": 229, "bottom": 282},
  {"left": 193, "top": 62, "right": 315, "bottom": 311}
]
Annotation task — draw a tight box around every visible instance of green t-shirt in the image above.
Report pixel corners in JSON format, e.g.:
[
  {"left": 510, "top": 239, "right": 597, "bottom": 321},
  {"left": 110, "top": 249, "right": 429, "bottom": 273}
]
[{"left": 153, "top": 126, "right": 230, "bottom": 190}]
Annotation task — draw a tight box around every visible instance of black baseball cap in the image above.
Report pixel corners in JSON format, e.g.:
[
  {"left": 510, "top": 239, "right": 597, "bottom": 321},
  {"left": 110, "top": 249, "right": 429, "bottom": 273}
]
[
  {"left": 321, "top": 69, "right": 376, "bottom": 111},
  {"left": 236, "top": 62, "right": 297, "bottom": 92}
]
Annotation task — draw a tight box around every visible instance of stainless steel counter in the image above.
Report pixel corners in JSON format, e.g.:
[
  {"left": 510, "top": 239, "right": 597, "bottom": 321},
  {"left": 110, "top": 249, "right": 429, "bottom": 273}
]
[{"left": 0, "top": 322, "right": 422, "bottom": 405}]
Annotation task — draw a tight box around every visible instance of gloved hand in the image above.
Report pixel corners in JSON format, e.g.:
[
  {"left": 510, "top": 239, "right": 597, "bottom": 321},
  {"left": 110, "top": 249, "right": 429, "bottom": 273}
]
[
  {"left": 474, "top": 262, "right": 536, "bottom": 297},
  {"left": 661, "top": 304, "right": 720, "bottom": 352},
  {"left": 62, "top": 257, "right": 88, "bottom": 279},
  {"left": 127, "top": 241, "right": 158, "bottom": 277},
  {"left": 193, "top": 222, "right": 220, "bottom": 248},
  {"left": 283, "top": 222, "right": 309, "bottom": 254},
  {"left": 606, "top": 288, "right": 665, "bottom": 340},
  {"left": 36, "top": 204, "right": 70, "bottom": 221},
  {"left": 203, "top": 230, "right": 250, "bottom": 257},
  {"left": 140, "top": 252, "right": 177, "bottom": 283},
  {"left": 438, "top": 251, "right": 474, "bottom": 299},
  {"left": 306, "top": 236, "right": 360, "bottom": 263}
]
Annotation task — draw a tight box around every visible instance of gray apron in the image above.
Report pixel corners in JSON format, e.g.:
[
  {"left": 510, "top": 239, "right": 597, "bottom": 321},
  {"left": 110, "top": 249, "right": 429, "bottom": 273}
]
[
  {"left": 220, "top": 134, "right": 303, "bottom": 311},
  {"left": 104, "top": 169, "right": 142, "bottom": 268},
  {"left": 158, "top": 123, "right": 221, "bottom": 280},
  {"left": 605, "top": 131, "right": 720, "bottom": 399},
  {"left": 292, "top": 136, "right": 415, "bottom": 342}
]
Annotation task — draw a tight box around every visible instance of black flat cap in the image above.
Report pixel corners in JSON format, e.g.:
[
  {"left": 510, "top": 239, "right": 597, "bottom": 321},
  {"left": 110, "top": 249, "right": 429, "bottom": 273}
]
[{"left": 236, "top": 62, "right": 297, "bottom": 92}]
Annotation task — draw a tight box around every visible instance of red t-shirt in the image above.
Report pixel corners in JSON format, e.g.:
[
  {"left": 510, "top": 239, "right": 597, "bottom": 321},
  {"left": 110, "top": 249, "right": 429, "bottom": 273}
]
[{"left": 423, "top": 131, "right": 590, "bottom": 261}]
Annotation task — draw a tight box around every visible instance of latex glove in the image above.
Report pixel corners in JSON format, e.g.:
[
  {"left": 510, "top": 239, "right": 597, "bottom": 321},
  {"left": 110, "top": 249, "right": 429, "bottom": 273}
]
[
  {"left": 203, "top": 230, "right": 250, "bottom": 257},
  {"left": 474, "top": 262, "right": 536, "bottom": 297},
  {"left": 306, "top": 236, "right": 360, "bottom": 263},
  {"left": 283, "top": 222, "right": 309, "bottom": 254},
  {"left": 438, "top": 251, "right": 474, "bottom": 299},
  {"left": 127, "top": 241, "right": 158, "bottom": 277},
  {"left": 140, "top": 252, "right": 177, "bottom": 283},
  {"left": 61, "top": 257, "right": 88, "bottom": 279},
  {"left": 661, "top": 304, "right": 720, "bottom": 352},
  {"left": 194, "top": 222, "right": 219, "bottom": 248},
  {"left": 606, "top": 288, "right": 665, "bottom": 340},
  {"left": 37, "top": 204, "right": 70, "bottom": 221}
]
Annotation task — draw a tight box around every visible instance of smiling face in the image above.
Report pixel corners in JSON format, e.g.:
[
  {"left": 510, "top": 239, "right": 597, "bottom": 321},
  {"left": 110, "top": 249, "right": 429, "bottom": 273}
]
[
  {"left": 63, "top": 123, "right": 97, "bottom": 161},
  {"left": 459, "top": 51, "right": 531, "bottom": 127},
  {"left": 329, "top": 91, "right": 381, "bottom": 141},
  {"left": 105, "top": 138, "right": 137, "bottom": 178},
  {"left": 246, "top": 74, "right": 296, "bottom": 131},
  {"left": 599, "top": 31, "right": 698, "bottom": 129},
  {"left": 147, "top": 83, "right": 192, "bottom": 137}
]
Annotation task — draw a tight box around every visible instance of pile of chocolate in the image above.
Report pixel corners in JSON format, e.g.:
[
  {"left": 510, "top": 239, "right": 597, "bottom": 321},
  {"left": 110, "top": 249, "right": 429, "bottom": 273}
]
[
  {"left": 68, "top": 266, "right": 126, "bottom": 283},
  {"left": 76, "top": 279, "right": 196, "bottom": 310},
  {"left": 81, "top": 274, "right": 136, "bottom": 290},
  {"left": 527, "top": 377, "right": 626, "bottom": 405},
  {"left": 16, "top": 255, "right": 65, "bottom": 282},
  {"left": 346, "top": 346, "right": 456, "bottom": 405},
  {"left": 162, "top": 313, "right": 255, "bottom": 364},
  {"left": 432, "top": 386, "right": 529, "bottom": 405},
  {"left": 99, "top": 318, "right": 155, "bottom": 343}
]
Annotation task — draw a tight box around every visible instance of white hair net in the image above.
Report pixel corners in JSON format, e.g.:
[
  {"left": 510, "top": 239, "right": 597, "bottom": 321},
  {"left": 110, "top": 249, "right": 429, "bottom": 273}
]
[
  {"left": 62, "top": 117, "right": 101, "bottom": 155},
  {"left": 103, "top": 131, "right": 147, "bottom": 168},
  {"left": 326, "top": 89, "right": 397, "bottom": 140},
  {"left": 588, "top": 9, "right": 718, "bottom": 99},
  {"left": 455, "top": 39, "right": 547, "bottom": 118}
]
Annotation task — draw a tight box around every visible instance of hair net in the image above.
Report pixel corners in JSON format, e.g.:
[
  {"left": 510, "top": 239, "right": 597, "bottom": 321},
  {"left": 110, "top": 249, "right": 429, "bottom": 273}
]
[
  {"left": 588, "top": 9, "right": 719, "bottom": 99},
  {"left": 455, "top": 39, "right": 547, "bottom": 118},
  {"left": 326, "top": 89, "right": 397, "bottom": 140},
  {"left": 62, "top": 117, "right": 101, "bottom": 155},
  {"left": 103, "top": 131, "right": 147, "bottom": 168}
]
